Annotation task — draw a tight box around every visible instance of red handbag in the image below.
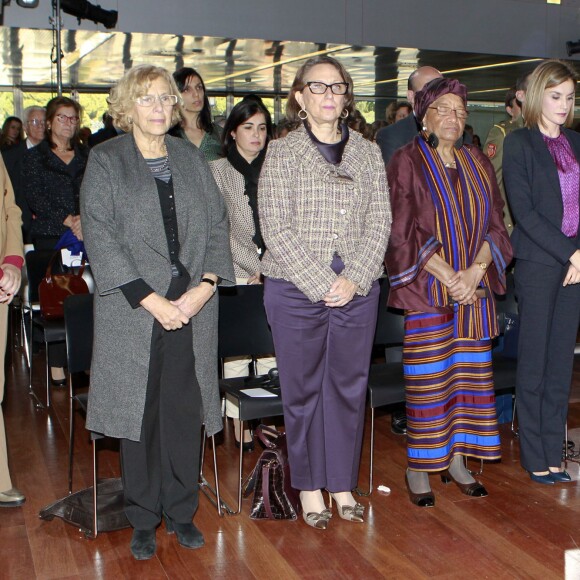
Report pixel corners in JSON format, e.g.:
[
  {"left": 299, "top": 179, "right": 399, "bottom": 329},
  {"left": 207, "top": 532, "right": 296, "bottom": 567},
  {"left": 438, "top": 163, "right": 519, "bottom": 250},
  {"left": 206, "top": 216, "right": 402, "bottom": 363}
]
[{"left": 38, "top": 252, "right": 89, "bottom": 320}]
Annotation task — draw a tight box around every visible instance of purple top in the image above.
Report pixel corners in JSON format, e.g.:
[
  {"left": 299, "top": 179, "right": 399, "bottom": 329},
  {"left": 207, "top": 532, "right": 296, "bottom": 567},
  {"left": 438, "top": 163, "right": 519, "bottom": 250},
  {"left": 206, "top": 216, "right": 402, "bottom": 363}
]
[
  {"left": 303, "top": 120, "right": 349, "bottom": 165},
  {"left": 542, "top": 132, "right": 579, "bottom": 237}
]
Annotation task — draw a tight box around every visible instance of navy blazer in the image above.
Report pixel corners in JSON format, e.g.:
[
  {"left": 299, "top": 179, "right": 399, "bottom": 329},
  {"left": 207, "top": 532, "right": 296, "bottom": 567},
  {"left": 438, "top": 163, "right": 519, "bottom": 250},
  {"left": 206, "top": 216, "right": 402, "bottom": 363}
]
[
  {"left": 376, "top": 113, "right": 419, "bottom": 166},
  {"left": 503, "top": 127, "right": 580, "bottom": 267}
]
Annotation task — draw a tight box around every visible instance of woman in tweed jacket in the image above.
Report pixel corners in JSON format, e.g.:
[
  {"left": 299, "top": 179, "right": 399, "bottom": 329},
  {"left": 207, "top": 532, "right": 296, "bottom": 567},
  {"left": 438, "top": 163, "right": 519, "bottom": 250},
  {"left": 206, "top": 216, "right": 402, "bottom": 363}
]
[
  {"left": 258, "top": 56, "right": 391, "bottom": 529},
  {"left": 210, "top": 96, "right": 276, "bottom": 451}
]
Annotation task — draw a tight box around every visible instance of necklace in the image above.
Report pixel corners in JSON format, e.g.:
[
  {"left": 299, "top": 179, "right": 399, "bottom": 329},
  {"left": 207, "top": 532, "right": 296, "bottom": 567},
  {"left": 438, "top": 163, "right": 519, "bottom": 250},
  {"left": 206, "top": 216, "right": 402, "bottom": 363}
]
[
  {"left": 149, "top": 143, "right": 169, "bottom": 174},
  {"left": 444, "top": 160, "right": 456, "bottom": 168},
  {"left": 56, "top": 146, "right": 72, "bottom": 153}
]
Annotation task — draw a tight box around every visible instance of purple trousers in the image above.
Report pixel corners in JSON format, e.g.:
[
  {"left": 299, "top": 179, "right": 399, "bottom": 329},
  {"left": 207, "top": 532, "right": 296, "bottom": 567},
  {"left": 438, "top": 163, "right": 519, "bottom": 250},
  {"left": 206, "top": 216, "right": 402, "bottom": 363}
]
[{"left": 264, "top": 260, "right": 379, "bottom": 492}]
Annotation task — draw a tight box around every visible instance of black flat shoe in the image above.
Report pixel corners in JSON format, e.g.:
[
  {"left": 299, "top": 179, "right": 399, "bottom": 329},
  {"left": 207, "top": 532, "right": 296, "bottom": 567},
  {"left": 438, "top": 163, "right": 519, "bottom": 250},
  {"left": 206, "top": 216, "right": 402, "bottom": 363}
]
[
  {"left": 549, "top": 470, "right": 572, "bottom": 482},
  {"left": 234, "top": 439, "right": 255, "bottom": 452},
  {"left": 391, "top": 412, "right": 407, "bottom": 435},
  {"left": 130, "top": 528, "right": 156, "bottom": 560},
  {"left": 405, "top": 473, "right": 435, "bottom": 507},
  {"left": 529, "top": 472, "right": 555, "bottom": 485},
  {"left": 440, "top": 472, "right": 488, "bottom": 497},
  {"left": 165, "top": 516, "right": 204, "bottom": 549}
]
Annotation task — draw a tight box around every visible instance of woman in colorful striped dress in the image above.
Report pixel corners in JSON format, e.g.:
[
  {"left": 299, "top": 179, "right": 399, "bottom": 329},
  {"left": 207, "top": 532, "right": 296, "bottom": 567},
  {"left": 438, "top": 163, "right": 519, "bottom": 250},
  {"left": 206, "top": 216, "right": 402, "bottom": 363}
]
[{"left": 385, "top": 78, "right": 513, "bottom": 507}]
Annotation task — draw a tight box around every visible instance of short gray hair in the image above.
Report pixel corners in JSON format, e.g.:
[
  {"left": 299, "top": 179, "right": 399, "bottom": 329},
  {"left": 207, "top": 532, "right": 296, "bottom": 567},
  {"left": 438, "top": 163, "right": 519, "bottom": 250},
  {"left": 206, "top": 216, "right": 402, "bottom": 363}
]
[{"left": 23, "top": 106, "right": 45, "bottom": 124}]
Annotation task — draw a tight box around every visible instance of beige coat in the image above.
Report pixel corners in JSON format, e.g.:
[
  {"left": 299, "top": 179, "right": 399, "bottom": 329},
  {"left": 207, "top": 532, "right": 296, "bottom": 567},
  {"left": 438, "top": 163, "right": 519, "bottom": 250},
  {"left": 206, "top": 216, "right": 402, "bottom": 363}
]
[
  {"left": 258, "top": 126, "right": 391, "bottom": 302},
  {"left": 0, "top": 157, "right": 23, "bottom": 491}
]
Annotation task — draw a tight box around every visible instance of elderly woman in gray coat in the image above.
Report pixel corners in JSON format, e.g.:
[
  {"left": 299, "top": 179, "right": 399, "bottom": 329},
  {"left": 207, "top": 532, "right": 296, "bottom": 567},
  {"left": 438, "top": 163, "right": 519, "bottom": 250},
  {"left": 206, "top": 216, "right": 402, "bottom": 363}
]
[{"left": 80, "top": 65, "right": 234, "bottom": 561}]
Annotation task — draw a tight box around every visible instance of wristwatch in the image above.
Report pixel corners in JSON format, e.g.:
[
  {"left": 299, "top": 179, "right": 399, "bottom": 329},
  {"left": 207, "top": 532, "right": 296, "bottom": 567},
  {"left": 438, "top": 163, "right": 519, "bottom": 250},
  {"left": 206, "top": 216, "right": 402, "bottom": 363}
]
[
  {"left": 476, "top": 262, "right": 488, "bottom": 271},
  {"left": 201, "top": 277, "right": 217, "bottom": 293}
]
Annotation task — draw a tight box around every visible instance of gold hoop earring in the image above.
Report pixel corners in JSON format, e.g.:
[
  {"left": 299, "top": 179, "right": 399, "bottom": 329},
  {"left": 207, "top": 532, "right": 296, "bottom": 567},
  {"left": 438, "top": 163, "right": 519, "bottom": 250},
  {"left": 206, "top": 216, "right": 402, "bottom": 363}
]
[
  {"left": 298, "top": 109, "right": 308, "bottom": 120},
  {"left": 340, "top": 109, "right": 349, "bottom": 119}
]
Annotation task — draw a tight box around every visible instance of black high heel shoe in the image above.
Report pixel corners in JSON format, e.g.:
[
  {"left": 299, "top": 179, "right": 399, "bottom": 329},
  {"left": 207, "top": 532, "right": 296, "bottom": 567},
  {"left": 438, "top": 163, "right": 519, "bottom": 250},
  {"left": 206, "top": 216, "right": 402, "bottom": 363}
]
[
  {"left": 548, "top": 470, "right": 572, "bottom": 483},
  {"left": 164, "top": 514, "right": 204, "bottom": 549},
  {"left": 441, "top": 472, "right": 488, "bottom": 497},
  {"left": 233, "top": 421, "right": 254, "bottom": 452},
  {"left": 405, "top": 472, "right": 435, "bottom": 508}
]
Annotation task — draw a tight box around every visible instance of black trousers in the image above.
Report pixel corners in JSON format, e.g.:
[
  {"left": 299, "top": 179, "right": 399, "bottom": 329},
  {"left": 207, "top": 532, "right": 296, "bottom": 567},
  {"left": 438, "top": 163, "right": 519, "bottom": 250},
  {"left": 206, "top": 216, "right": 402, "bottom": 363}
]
[
  {"left": 120, "top": 275, "right": 202, "bottom": 530},
  {"left": 515, "top": 259, "right": 580, "bottom": 473}
]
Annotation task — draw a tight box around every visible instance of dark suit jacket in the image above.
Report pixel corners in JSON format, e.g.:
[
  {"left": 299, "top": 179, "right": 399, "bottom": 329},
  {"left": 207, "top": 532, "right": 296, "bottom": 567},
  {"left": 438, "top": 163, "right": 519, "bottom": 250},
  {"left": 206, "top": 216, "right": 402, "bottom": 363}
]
[
  {"left": 503, "top": 127, "right": 580, "bottom": 267},
  {"left": 376, "top": 113, "right": 419, "bottom": 166},
  {"left": 1, "top": 141, "right": 32, "bottom": 240}
]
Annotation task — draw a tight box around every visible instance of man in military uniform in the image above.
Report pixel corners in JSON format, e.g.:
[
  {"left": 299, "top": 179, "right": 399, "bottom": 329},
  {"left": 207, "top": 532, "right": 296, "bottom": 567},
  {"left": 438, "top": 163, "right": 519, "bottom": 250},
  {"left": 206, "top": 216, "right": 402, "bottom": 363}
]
[{"left": 483, "top": 74, "right": 531, "bottom": 234}]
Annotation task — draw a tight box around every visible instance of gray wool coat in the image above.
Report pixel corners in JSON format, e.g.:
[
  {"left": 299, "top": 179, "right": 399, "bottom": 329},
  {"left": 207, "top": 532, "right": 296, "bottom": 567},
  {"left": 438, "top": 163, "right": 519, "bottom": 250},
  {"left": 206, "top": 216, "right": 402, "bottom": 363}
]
[{"left": 80, "top": 133, "right": 235, "bottom": 441}]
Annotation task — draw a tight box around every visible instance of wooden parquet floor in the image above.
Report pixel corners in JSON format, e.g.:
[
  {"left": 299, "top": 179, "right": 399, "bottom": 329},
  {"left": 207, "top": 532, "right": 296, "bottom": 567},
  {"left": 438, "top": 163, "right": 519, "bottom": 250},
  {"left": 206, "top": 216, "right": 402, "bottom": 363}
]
[{"left": 2, "top": 334, "right": 580, "bottom": 579}]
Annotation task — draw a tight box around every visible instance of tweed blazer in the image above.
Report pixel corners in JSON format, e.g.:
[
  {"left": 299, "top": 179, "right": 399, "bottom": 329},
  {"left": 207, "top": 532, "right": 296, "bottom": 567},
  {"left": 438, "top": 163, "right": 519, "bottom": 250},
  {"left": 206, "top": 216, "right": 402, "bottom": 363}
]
[
  {"left": 503, "top": 127, "right": 580, "bottom": 267},
  {"left": 210, "top": 157, "right": 262, "bottom": 278},
  {"left": 81, "top": 133, "right": 235, "bottom": 441},
  {"left": 258, "top": 126, "right": 391, "bottom": 303}
]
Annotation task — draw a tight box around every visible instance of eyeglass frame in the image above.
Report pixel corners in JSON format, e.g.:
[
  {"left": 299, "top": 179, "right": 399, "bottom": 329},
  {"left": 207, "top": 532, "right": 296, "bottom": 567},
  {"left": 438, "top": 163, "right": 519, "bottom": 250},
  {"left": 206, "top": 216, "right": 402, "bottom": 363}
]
[
  {"left": 55, "top": 113, "right": 80, "bottom": 125},
  {"left": 427, "top": 105, "right": 469, "bottom": 119},
  {"left": 27, "top": 119, "right": 46, "bottom": 127},
  {"left": 304, "top": 81, "right": 349, "bottom": 95},
  {"left": 134, "top": 94, "right": 179, "bottom": 108}
]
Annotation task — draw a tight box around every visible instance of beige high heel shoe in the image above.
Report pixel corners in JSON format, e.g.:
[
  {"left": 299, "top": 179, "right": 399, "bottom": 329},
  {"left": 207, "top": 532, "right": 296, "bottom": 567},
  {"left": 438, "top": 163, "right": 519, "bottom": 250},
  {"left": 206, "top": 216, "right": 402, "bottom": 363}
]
[
  {"left": 328, "top": 492, "right": 365, "bottom": 523},
  {"left": 299, "top": 491, "right": 332, "bottom": 530}
]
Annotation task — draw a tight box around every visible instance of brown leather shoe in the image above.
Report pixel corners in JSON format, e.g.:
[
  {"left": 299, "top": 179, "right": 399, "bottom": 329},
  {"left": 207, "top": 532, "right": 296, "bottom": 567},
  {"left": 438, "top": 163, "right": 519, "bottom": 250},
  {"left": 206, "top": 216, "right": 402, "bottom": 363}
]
[
  {"left": 441, "top": 472, "right": 488, "bottom": 497},
  {"left": 405, "top": 473, "right": 435, "bottom": 508},
  {"left": 0, "top": 488, "right": 25, "bottom": 507}
]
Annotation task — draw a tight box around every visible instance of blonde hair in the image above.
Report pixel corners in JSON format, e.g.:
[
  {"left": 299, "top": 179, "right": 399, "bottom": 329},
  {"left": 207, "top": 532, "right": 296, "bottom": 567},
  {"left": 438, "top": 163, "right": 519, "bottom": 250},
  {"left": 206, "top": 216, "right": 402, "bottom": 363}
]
[
  {"left": 107, "top": 64, "right": 183, "bottom": 133},
  {"left": 523, "top": 60, "right": 577, "bottom": 130}
]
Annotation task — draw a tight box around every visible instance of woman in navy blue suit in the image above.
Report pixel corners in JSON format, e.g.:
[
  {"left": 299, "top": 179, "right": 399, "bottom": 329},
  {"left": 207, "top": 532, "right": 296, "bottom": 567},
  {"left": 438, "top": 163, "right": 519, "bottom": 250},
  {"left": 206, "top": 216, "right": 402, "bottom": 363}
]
[{"left": 503, "top": 59, "right": 580, "bottom": 485}]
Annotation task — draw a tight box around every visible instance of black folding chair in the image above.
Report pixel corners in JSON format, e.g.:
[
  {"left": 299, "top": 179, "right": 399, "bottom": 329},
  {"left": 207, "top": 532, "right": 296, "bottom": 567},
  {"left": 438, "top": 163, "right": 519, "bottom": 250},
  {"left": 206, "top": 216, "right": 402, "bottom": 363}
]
[
  {"left": 217, "top": 284, "right": 283, "bottom": 514},
  {"left": 24, "top": 250, "right": 66, "bottom": 408},
  {"left": 356, "top": 278, "right": 406, "bottom": 496}
]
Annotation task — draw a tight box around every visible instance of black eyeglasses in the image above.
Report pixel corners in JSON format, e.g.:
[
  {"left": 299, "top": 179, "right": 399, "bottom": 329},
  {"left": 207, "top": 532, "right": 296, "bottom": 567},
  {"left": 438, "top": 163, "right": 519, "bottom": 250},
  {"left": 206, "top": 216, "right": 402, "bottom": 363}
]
[
  {"left": 428, "top": 105, "right": 469, "bottom": 119},
  {"left": 304, "top": 82, "right": 349, "bottom": 95}
]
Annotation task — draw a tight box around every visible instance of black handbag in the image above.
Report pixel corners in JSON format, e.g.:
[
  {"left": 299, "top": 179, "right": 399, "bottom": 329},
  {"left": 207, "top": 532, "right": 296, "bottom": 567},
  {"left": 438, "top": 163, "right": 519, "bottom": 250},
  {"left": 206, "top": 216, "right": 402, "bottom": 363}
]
[{"left": 242, "top": 425, "right": 301, "bottom": 520}]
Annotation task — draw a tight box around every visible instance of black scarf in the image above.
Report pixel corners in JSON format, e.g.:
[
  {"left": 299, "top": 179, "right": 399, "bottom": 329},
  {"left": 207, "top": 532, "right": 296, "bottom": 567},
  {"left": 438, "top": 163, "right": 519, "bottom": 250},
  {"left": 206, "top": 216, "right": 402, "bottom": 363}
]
[
  {"left": 227, "top": 143, "right": 267, "bottom": 256},
  {"left": 303, "top": 120, "right": 349, "bottom": 165}
]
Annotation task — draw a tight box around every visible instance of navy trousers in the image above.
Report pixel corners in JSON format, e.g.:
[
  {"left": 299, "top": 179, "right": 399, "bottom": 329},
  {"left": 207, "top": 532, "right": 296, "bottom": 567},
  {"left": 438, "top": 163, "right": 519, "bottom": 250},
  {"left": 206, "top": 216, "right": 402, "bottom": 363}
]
[
  {"left": 515, "top": 259, "right": 580, "bottom": 473},
  {"left": 264, "top": 259, "right": 379, "bottom": 492}
]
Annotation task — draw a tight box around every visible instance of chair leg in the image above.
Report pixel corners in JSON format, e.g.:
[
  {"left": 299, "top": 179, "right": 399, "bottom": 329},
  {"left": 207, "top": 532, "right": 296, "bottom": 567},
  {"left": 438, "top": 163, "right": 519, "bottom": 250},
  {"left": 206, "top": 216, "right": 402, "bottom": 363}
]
[
  {"left": 198, "top": 427, "right": 233, "bottom": 516},
  {"left": 511, "top": 394, "right": 518, "bottom": 438},
  {"left": 236, "top": 419, "right": 244, "bottom": 514},
  {"left": 45, "top": 340, "right": 51, "bottom": 408},
  {"left": 28, "top": 317, "right": 44, "bottom": 409},
  {"left": 356, "top": 407, "right": 374, "bottom": 497},
  {"left": 92, "top": 438, "right": 98, "bottom": 539},
  {"left": 68, "top": 382, "right": 74, "bottom": 494},
  {"left": 21, "top": 305, "right": 30, "bottom": 368}
]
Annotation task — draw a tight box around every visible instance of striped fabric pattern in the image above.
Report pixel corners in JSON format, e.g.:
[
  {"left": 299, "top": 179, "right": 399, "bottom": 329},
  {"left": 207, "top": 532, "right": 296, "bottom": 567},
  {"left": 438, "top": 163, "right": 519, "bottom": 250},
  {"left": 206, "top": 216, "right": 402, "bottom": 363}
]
[
  {"left": 404, "top": 311, "right": 501, "bottom": 471},
  {"left": 418, "top": 139, "right": 498, "bottom": 340}
]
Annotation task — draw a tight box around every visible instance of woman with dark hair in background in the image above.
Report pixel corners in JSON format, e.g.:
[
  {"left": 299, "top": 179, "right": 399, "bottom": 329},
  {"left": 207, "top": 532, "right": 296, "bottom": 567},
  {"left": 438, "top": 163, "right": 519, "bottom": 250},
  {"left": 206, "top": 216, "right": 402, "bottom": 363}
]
[
  {"left": 259, "top": 55, "right": 391, "bottom": 529},
  {"left": 171, "top": 67, "right": 222, "bottom": 161},
  {"left": 23, "top": 96, "right": 87, "bottom": 250},
  {"left": 22, "top": 96, "right": 88, "bottom": 386},
  {"left": 0, "top": 116, "right": 24, "bottom": 151},
  {"left": 210, "top": 95, "right": 275, "bottom": 450},
  {"left": 503, "top": 59, "right": 580, "bottom": 485}
]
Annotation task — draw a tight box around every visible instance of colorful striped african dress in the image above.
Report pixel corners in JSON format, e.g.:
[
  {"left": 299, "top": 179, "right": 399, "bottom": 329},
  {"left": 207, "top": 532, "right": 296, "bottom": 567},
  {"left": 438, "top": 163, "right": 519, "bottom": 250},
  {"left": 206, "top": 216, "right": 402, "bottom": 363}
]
[{"left": 403, "top": 142, "right": 502, "bottom": 471}]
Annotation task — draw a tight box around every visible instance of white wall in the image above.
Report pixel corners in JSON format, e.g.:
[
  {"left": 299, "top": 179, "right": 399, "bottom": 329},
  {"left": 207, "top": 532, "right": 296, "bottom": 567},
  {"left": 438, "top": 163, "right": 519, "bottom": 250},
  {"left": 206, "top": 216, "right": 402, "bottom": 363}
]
[{"left": 4, "top": 0, "right": 580, "bottom": 61}]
